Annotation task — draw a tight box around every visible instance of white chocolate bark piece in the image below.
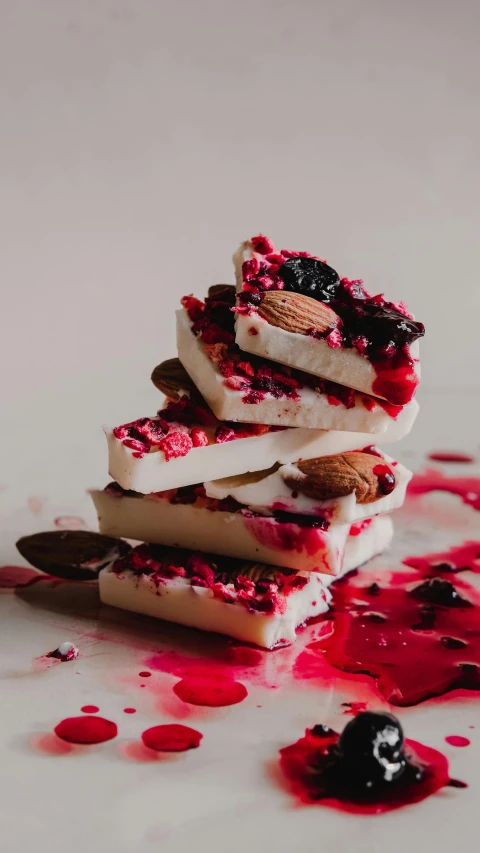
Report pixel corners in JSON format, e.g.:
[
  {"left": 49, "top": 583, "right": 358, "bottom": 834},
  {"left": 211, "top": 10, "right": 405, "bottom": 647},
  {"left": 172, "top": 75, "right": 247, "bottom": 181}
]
[
  {"left": 99, "top": 559, "right": 331, "bottom": 649},
  {"left": 235, "top": 310, "right": 420, "bottom": 401},
  {"left": 92, "top": 486, "right": 351, "bottom": 574},
  {"left": 205, "top": 452, "right": 412, "bottom": 524},
  {"left": 98, "top": 517, "right": 391, "bottom": 649},
  {"left": 233, "top": 239, "right": 422, "bottom": 404},
  {"left": 177, "top": 308, "right": 419, "bottom": 433},
  {"left": 106, "top": 418, "right": 411, "bottom": 494},
  {"left": 325, "top": 514, "right": 394, "bottom": 586}
]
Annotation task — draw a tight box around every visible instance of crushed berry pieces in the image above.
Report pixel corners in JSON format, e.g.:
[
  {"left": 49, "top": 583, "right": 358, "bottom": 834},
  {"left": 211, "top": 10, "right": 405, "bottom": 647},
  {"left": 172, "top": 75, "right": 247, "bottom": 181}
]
[
  {"left": 190, "top": 428, "right": 209, "bottom": 447},
  {"left": 238, "top": 236, "right": 424, "bottom": 405},
  {"left": 181, "top": 294, "right": 205, "bottom": 322},
  {"left": 215, "top": 426, "right": 236, "bottom": 443},
  {"left": 159, "top": 432, "right": 193, "bottom": 461},
  {"left": 251, "top": 234, "right": 276, "bottom": 255}
]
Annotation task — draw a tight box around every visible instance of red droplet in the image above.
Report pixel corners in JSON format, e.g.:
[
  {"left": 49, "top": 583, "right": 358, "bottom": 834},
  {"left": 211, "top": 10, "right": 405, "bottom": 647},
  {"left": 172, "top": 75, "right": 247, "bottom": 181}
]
[
  {"left": 123, "top": 708, "right": 136, "bottom": 714},
  {"left": 138, "top": 671, "right": 152, "bottom": 678},
  {"left": 445, "top": 735, "right": 470, "bottom": 748},
  {"left": 173, "top": 676, "right": 248, "bottom": 707},
  {"left": 279, "top": 729, "right": 451, "bottom": 813},
  {"left": 141, "top": 724, "right": 203, "bottom": 752},
  {"left": 0, "top": 565, "right": 41, "bottom": 588},
  {"left": 428, "top": 451, "right": 475, "bottom": 464},
  {"left": 54, "top": 716, "right": 118, "bottom": 744},
  {"left": 80, "top": 705, "right": 99, "bottom": 714}
]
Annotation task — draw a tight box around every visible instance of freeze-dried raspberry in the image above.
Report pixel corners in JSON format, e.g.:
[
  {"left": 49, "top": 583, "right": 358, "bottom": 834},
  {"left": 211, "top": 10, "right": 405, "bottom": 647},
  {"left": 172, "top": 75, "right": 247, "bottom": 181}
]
[
  {"left": 234, "top": 575, "right": 256, "bottom": 592},
  {"left": 242, "top": 258, "right": 260, "bottom": 280},
  {"left": 159, "top": 431, "right": 193, "bottom": 461},
  {"left": 225, "top": 376, "right": 252, "bottom": 391},
  {"left": 123, "top": 438, "right": 149, "bottom": 453},
  {"left": 248, "top": 327, "right": 258, "bottom": 336},
  {"left": 242, "top": 390, "right": 264, "bottom": 404},
  {"left": 190, "top": 576, "right": 210, "bottom": 588},
  {"left": 236, "top": 361, "right": 255, "bottom": 378},
  {"left": 134, "top": 417, "right": 169, "bottom": 445},
  {"left": 190, "top": 428, "right": 209, "bottom": 447},
  {"left": 181, "top": 294, "right": 205, "bottom": 322},
  {"left": 325, "top": 328, "right": 343, "bottom": 349},
  {"left": 352, "top": 335, "right": 369, "bottom": 354},
  {"left": 215, "top": 426, "right": 236, "bottom": 443},
  {"left": 186, "top": 554, "right": 215, "bottom": 586},
  {"left": 218, "top": 359, "right": 236, "bottom": 378},
  {"left": 211, "top": 582, "right": 235, "bottom": 604},
  {"left": 251, "top": 234, "right": 276, "bottom": 255},
  {"left": 200, "top": 323, "right": 234, "bottom": 346}
]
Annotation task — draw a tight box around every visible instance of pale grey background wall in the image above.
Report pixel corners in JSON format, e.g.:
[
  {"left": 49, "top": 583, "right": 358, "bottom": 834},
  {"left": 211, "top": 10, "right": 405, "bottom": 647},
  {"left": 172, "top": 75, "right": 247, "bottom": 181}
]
[{"left": 1, "top": 0, "right": 479, "bottom": 450}]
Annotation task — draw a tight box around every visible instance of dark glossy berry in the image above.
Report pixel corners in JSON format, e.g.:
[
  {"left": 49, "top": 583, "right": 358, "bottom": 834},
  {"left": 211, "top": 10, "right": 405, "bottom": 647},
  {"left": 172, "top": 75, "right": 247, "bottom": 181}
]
[
  {"left": 338, "top": 711, "right": 406, "bottom": 784},
  {"left": 347, "top": 301, "right": 425, "bottom": 348},
  {"left": 279, "top": 257, "right": 340, "bottom": 302},
  {"left": 311, "top": 724, "right": 335, "bottom": 738},
  {"left": 410, "top": 578, "right": 472, "bottom": 608}
]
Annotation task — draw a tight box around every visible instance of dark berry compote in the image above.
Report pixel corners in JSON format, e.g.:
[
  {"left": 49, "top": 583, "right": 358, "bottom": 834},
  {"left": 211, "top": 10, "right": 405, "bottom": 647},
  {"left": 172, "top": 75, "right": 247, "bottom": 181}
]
[
  {"left": 280, "top": 711, "right": 452, "bottom": 814},
  {"left": 236, "top": 235, "right": 425, "bottom": 406}
]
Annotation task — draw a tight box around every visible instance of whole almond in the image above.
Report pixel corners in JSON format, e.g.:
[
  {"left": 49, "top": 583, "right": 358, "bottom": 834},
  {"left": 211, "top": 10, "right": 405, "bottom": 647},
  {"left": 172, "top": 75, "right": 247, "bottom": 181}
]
[
  {"left": 151, "top": 358, "right": 196, "bottom": 400},
  {"left": 16, "top": 531, "right": 131, "bottom": 581},
  {"left": 283, "top": 452, "right": 395, "bottom": 504},
  {"left": 257, "top": 290, "right": 339, "bottom": 335}
]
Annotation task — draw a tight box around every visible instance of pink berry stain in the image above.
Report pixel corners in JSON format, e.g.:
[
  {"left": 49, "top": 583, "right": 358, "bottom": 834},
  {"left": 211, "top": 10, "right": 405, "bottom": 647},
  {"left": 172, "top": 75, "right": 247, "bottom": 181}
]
[
  {"left": 445, "top": 735, "right": 470, "bottom": 747},
  {"left": 54, "top": 716, "right": 118, "bottom": 745}
]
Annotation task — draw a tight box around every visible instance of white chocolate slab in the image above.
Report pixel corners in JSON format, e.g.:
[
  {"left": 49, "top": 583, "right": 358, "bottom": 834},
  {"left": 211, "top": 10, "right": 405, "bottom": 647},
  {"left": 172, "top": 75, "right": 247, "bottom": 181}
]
[
  {"left": 98, "top": 516, "right": 392, "bottom": 649},
  {"left": 233, "top": 240, "right": 421, "bottom": 400},
  {"left": 205, "top": 453, "right": 412, "bottom": 523},
  {"left": 235, "top": 310, "right": 421, "bottom": 399},
  {"left": 99, "top": 561, "right": 331, "bottom": 649},
  {"left": 92, "top": 487, "right": 351, "bottom": 574},
  {"left": 105, "top": 420, "right": 407, "bottom": 494},
  {"left": 177, "top": 308, "right": 419, "bottom": 433}
]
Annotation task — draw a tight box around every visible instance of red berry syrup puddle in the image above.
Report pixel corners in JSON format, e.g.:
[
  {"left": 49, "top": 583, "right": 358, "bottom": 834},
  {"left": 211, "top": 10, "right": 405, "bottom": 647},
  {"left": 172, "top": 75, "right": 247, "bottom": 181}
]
[{"left": 279, "top": 727, "right": 451, "bottom": 814}]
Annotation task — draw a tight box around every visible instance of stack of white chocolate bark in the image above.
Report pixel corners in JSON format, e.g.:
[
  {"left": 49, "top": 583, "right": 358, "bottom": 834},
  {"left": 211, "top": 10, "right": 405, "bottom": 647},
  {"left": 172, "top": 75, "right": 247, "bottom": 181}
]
[{"left": 93, "top": 235, "right": 424, "bottom": 649}]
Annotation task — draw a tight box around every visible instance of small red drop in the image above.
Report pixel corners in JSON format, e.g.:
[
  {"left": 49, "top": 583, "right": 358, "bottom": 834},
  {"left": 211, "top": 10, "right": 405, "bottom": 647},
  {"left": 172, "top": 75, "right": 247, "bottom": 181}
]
[
  {"left": 445, "top": 735, "right": 470, "bottom": 748},
  {"left": 173, "top": 676, "right": 248, "bottom": 707},
  {"left": 80, "top": 705, "right": 99, "bottom": 714},
  {"left": 54, "top": 716, "right": 117, "bottom": 745},
  {"left": 141, "top": 724, "right": 203, "bottom": 752}
]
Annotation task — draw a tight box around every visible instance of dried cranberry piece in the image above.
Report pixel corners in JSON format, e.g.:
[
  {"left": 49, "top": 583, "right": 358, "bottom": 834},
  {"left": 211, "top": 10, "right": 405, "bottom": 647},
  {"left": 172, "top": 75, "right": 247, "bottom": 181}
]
[
  {"left": 186, "top": 554, "right": 215, "bottom": 586},
  {"left": 279, "top": 256, "right": 340, "bottom": 302},
  {"left": 251, "top": 234, "right": 276, "bottom": 255}
]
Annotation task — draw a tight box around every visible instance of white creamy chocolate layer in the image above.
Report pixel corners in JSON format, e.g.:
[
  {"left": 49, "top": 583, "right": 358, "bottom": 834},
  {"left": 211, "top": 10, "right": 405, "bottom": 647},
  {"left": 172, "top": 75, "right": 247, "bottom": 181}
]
[
  {"left": 106, "top": 420, "right": 402, "bottom": 494},
  {"left": 205, "top": 452, "right": 411, "bottom": 523},
  {"left": 98, "top": 516, "right": 392, "bottom": 648},
  {"left": 92, "top": 487, "right": 350, "bottom": 574},
  {"left": 177, "top": 308, "right": 419, "bottom": 433},
  {"left": 233, "top": 241, "right": 421, "bottom": 400}
]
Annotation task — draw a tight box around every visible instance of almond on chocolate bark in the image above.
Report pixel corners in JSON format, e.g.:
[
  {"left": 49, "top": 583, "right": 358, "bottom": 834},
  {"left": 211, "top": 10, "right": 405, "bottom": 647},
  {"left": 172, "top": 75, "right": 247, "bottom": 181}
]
[
  {"left": 151, "top": 358, "right": 197, "bottom": 401},
  {"left": 257, "top": 291, "right": 339, "bottom": 336},
  {"left": 283, "top": 451, "right": 395, "bottom": 504}
]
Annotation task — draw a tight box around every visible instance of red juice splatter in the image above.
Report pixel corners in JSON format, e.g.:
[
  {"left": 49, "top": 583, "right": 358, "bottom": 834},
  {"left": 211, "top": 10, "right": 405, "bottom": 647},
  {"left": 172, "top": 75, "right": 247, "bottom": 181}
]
[
  {"left": 54, "top": 716, "right": 118, "bottom": 744},
  {"left": 404, "top": 541, "right": 480, "bottom": 575},
  {"left": 139, "top": 671, "right": 152, "bottom": 678},
  {"left": 173, "top": 676, "right": 248, "bottom": 707},
  {"left": 0, "top": 565, "right": 43, "bottom": 588},
  {"left": 445, "top": 735, "right": 470, "bottom": 747},
  {"left": 142, "top": 724, "right": 203, "bottom": 752},
  {"left": 428, "top": 452, "right": 475, "bottom": 463},
  {"left": 408, "top": 469, "right": 480, "bottom": 511},
  {"left": 81, "top": 705, "right": 99, "bottom": 714},
  {"left": 318, "top": 570, "right": 480, "bottom": 706},
  {"left": 123, "top": 708, "right": 136, "bottom": 714},
  {"left": 279, "top": 727, "right": 450, "bottom": 814}
]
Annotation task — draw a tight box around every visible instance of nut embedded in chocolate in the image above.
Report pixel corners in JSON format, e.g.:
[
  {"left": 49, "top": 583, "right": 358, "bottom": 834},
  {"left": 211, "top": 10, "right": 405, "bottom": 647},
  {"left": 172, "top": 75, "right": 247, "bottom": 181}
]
[
  {"left": 151, "top": 358, "right": 197, "bottom": 400},
  {"left": 283, "top": 451, "right": 396, "bottom": 504},
  {"left": 258, "top": 290, "right": 339, "bottom": 336},
  {"left": 16, "top": 531, "right": 131, "bottom": 581}
]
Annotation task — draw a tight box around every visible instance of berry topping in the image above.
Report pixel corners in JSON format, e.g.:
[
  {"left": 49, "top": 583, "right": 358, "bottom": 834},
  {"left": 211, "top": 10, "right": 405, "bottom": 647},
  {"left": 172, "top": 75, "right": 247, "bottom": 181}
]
[
  {"left": 373, "top": 463, "right": 396, "bottom": 494},
  {"left": 410, "top": 578, "right": 473, "bottom": 608},
  {"left": 335, "top": 711, "right": 410, "bottom": 787},
  {"left": 159, "top": 431, "right": 193, "bottom": 461},
  {"left": 279, "top": 256, "right": 340, "bottom": 301}
]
